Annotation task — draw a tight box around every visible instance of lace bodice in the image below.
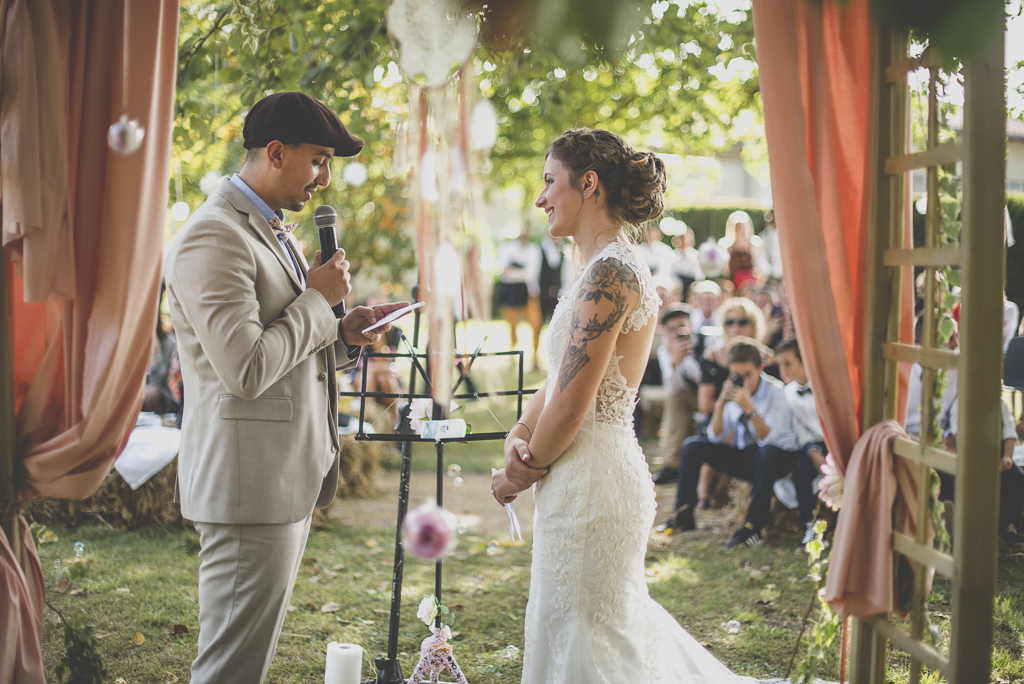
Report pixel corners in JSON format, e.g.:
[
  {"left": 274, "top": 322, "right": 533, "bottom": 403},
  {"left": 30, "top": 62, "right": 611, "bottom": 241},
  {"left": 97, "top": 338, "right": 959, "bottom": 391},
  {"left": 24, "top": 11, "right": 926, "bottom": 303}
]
[{"left": 544, "top": 240, "right": 660, "bottom": 429}]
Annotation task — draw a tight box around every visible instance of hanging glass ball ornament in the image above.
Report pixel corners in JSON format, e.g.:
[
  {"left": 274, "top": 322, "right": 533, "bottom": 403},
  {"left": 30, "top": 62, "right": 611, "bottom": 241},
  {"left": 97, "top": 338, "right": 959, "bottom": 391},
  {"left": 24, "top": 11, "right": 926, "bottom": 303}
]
[
  {"left": 107, "top": 114, "right": 145, "bottom": 154},
  {"left": 342, "top": 162, "right": 368, "bottom": 187},
  {"left": 171, "top": 202, "right": 191, "bottom": 222},
  {"left": 200, "top": 171, "right": 226, "bottom": 196}
]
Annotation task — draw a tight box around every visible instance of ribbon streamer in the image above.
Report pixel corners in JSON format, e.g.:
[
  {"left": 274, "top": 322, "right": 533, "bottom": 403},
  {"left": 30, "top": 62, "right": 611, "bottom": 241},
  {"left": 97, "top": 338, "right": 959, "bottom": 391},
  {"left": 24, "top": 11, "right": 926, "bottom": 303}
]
[{"left": 491, "top": 468, "right": 523, "bottom": 542}]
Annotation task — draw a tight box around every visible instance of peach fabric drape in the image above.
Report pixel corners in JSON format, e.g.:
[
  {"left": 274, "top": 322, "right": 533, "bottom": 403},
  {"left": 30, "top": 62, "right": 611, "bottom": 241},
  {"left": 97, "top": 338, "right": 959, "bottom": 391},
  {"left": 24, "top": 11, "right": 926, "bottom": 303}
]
[
  {"left": 753, "top": 0, "right": 915, "bottom": 620},
  {"left": 0, "top": 518, "right": 45, "bottom": 684},
  {"left": 823, "top": 421, "right": 933, "bottom": 617},
  {"left": 0, "top": 0, "right": 75, "bottom": 302},
  {"left": 10, "top": 0, "right": 178, "bottom": 498},
  {"left": 1, "top": 2, "right": 178, "bottom": 681},
  {"left": 752, "top": 0, "right": 873, "bottom": 475}
]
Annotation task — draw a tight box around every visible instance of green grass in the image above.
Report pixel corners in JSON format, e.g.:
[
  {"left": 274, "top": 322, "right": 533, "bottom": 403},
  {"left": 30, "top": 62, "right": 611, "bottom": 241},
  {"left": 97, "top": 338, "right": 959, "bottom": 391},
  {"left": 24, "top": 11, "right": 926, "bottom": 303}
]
[{"left": 35, "top": 519, "right": 1024, "bottom": 683}]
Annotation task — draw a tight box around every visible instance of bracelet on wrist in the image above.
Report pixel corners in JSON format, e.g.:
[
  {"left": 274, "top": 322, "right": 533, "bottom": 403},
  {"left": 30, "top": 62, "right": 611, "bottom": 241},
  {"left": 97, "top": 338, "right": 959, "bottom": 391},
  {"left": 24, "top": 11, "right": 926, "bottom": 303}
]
[{"left": 513, "top": 421, "right": 534, "bottom": 438}]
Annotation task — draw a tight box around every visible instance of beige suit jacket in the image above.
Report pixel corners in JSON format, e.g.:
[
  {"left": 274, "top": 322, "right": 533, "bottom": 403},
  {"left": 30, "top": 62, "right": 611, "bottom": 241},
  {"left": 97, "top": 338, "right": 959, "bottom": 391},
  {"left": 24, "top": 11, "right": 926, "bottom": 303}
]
[{"left": 166, "top": 178, "right": 358, "bottom": 524}]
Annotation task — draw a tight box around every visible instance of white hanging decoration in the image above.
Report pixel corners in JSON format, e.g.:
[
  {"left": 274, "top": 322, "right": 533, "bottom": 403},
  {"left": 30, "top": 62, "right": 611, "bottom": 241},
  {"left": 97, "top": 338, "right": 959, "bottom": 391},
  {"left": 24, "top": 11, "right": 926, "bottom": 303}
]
[
  {"left": 697, "top": 238, "right": 729, "bottom": 279},
  {"left": 108, "top": 114, "right": 145, "bottom": 155},
  {"left": 200, "top": 170, "right": 226, "bottom": 196},
  {"left": 433, "top": 242, "right": 462, "bottom": 299},
  {"left": 387, "top": 0, "right": 478, "bottom": 88},
  {"left": 469, "top": 99, "right": 498, "bottom": 152},
  {"left": 448, "top": 146, "right": 466, "bottom": 195},
  {"left": 342, "top": 161, "right": 368, "bottom": 187},
  {"left": 419, "top": 147, "right": 440, "bottom": 203},
  {"left": 107, "top": 3, "right": 144, "bottom": 155},
  {"left": 171, "top": 202, "right": 191, "bottom": 222}
]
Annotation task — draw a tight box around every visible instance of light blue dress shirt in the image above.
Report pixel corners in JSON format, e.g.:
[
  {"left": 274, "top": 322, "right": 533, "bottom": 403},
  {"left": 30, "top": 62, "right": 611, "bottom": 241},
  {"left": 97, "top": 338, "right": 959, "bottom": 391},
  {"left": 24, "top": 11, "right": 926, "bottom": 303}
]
[
  {"left": 707, "top": 372, "right": 797, "bottom": 451},
  {"left": 228, "top": 175, "right": 354, "bottom": 355},
  {"left": 229, "top": 174, "right": 304, "bottom": 284}
]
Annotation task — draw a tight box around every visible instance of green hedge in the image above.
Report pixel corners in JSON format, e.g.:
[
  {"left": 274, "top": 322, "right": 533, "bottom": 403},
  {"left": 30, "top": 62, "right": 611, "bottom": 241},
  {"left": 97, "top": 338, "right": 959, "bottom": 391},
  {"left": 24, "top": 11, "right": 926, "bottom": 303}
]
[{"left": 664, "top": 206, "right": 768, "bottom": 246}]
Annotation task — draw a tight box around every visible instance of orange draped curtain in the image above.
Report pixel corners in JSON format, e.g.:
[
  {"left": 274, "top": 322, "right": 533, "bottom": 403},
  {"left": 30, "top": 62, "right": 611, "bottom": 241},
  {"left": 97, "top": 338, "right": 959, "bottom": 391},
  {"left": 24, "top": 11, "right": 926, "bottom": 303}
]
[
  {"left": 753, "top": 0, "right": 915, "bottom": 624},
  {"left": 1, "top": 1, "right": 179, "bottom": 682}
]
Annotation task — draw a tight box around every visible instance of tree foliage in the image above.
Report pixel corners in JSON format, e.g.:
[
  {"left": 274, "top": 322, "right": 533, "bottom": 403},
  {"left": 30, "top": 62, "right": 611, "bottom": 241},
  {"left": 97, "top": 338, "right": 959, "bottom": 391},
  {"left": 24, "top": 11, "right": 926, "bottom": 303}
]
[{"left": 173, "top": 1, "right": 763, "bottom": 286}]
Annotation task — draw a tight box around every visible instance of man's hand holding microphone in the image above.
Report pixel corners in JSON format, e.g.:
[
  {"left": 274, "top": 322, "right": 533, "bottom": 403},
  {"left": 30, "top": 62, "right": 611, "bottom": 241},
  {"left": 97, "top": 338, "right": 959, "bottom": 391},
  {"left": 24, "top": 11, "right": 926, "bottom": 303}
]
[{"left": 306, "top": 204, "right": 409, "bottom": 346}]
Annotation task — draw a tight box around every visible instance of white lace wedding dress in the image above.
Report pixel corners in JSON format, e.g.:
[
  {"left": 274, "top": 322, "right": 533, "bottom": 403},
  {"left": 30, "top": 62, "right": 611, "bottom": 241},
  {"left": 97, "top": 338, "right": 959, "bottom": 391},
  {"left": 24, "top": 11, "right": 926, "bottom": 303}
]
[{"left": 522, "top": 241, "right": 749, "bottom": 683}]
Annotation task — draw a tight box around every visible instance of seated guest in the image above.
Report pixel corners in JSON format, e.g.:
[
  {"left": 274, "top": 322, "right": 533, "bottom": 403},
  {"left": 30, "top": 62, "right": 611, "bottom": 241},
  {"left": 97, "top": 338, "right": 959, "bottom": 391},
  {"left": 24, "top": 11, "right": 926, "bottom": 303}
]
[
  {"left": 663, "top": 340, "right": 798, "bottom": 550},
  {"left": 694, "top": 297, "right": 767, "bottom": 506},
  {"left": 143, "top": 317, "right": 181, "bottom": 416},
  {"left": 652, "top": 304, "right": 702, "bottom": 485},
  {"left": 939, "top": 394, "right": 1024, "bottom": 544},
  {"left": 774, "top": 339, "right": 827, "bottom": 549}
]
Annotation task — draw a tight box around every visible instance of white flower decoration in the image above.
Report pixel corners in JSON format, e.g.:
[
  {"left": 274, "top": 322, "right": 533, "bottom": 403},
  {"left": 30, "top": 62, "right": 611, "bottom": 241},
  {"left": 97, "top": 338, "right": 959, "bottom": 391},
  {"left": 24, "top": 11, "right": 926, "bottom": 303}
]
[{"left": 417, "top": 596, "right": 438, "bottom": 627}]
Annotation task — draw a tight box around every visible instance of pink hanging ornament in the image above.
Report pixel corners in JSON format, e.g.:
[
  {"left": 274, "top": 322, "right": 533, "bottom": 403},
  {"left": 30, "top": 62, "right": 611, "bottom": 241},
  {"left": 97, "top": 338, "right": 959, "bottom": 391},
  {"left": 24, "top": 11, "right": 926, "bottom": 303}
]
[{"left": 403, "top": 498, "right": 458, "bottom": 560}]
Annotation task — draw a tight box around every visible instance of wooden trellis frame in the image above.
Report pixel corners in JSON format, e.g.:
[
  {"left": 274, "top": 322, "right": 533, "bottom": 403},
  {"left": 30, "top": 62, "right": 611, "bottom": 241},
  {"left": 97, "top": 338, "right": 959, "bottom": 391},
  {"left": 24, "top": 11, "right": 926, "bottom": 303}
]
[{"left": 851, "top": 15, "right": 1006, "bottom": 684}]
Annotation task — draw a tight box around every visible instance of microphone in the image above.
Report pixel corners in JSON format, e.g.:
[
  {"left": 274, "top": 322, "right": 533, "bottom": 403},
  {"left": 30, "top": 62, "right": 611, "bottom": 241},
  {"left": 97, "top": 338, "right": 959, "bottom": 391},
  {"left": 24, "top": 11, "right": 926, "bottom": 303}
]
[{"left": 314, "top": 204, "right": 346, "bottom": 318}]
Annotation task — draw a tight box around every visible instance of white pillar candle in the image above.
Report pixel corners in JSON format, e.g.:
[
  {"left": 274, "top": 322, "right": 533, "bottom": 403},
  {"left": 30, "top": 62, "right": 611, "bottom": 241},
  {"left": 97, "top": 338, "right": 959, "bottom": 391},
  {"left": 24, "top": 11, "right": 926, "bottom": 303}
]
[{"left": 324, "top": 642, "right": 363, "bottom": 684}]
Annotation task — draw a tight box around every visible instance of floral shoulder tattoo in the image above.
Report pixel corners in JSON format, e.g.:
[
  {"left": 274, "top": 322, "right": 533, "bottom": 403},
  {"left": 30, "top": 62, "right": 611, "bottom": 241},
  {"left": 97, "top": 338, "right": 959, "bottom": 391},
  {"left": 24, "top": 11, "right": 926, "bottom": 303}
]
[{"left": 559, "top": 258, "right": 639, "bottom": 392}]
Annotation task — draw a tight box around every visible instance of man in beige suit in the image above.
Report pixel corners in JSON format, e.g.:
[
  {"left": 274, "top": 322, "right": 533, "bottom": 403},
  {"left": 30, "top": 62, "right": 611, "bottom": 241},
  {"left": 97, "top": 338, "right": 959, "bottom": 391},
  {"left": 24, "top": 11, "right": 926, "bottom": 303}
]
[{"left": 166, "top": 92, "right": 407, "bottom": 684}]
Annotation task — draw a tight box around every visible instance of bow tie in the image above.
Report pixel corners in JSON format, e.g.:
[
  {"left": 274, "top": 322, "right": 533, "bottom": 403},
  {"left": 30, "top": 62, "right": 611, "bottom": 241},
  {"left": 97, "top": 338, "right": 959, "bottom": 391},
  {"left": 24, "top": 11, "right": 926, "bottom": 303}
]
[
  {"left": 796, "top": 386, "right": 813, "bottom": 396},
  {"left": 268, "top": 215, "right": 298, "bottom": 236}
]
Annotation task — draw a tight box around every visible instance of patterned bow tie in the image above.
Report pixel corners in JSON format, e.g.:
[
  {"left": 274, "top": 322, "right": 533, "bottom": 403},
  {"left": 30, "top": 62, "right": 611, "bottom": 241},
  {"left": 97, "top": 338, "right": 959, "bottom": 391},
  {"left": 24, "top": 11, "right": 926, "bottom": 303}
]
[
  {"left": 268, "top": 215, "right": 298, "bottom": 236},
  {"left": 796, "top": 386, "right": 813, "bottom": 396}
]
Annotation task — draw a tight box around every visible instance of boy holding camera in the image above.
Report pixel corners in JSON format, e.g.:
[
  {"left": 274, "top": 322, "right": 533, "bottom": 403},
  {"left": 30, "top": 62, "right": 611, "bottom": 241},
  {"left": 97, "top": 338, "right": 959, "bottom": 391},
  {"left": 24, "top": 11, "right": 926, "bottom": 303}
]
[{"left": 663, "top": 340, "right": 798, "bottom": 550}]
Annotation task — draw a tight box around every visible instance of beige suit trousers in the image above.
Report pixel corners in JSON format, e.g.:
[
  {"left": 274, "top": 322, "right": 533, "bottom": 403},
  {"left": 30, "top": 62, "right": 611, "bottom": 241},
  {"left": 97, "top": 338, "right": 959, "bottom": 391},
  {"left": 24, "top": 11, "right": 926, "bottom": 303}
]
[
  {"left": 190, "top": 516, "right": 312, "bottom": 684},
  {"left": 659, "top": 388, "right": 699, "bottom": 468}
]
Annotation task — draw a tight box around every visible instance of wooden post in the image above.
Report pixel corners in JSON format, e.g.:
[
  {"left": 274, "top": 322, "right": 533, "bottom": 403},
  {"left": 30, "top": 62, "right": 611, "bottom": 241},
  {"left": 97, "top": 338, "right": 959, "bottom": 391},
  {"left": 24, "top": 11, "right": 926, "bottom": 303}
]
[
  {"left": 849, "top": 20, "right": 901, "bottom": 684},
  {"left": 948, "top": 15, "right": 1004, "bottom": 681},
  {"left": 0, "top": 249, "right": 20, "bottom": 566}
]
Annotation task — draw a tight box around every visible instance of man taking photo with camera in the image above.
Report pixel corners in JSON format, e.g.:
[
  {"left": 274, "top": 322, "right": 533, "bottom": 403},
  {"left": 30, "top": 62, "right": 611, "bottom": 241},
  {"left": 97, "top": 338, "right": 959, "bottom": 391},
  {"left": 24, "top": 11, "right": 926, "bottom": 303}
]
[{"left": 660, "top": 340, "right": 799, "bottom": 550}]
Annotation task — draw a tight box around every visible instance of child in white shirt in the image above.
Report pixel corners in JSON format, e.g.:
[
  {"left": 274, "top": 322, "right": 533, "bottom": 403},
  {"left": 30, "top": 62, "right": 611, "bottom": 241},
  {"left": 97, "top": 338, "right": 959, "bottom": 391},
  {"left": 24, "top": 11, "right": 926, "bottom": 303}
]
[{"left": 775, "top": 339, "right": 826, "bottom": 549}]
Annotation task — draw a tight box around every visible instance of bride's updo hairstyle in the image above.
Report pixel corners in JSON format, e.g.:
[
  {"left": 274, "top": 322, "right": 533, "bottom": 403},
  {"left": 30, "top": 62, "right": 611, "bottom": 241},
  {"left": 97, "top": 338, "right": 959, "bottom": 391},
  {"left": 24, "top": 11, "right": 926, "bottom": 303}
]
[{"left": 547, "top": 128, "right": 667, "bottom": 237}]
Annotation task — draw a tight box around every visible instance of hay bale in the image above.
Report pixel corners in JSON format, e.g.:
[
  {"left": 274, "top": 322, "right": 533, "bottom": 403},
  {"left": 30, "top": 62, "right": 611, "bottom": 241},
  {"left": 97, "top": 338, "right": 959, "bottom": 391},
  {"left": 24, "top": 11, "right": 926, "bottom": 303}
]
[
  {"left": 24, "top": 460, "right": 183, "bottom": 530},
  {"left": 714, "top": 477, "right": 807, "bottom": 537},
  {"left": 27, "top": 404, "right": 394, "bottom": 530}
]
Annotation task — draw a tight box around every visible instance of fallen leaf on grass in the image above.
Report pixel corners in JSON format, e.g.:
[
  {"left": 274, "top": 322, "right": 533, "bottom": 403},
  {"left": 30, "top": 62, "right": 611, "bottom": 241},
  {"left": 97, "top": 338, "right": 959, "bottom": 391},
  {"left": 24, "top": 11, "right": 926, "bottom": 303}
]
[
  {"left": 309, "top": 575, "right": 321, "bottom": 583},
  {"left": 172, "top": 624, "right": 189, "bottom": 636},
  {"left": 287, "top": 605, "right": 297, "bottom": 613},
  {"left": 114, "top": 679, "right": 128, "bottom": 684},
  {"left": 95, "top": 632, "right": 116, "bottom": 640},
  {"left": 132, "top": 632, "right": 145, "bottom": 645},
  {"left": 55, "top": 580, "right": 71, "bottom": 594},
  {"left": 361, "top": 619, "right": 374, "bottom": 625},
  {"left": 320, "top": 602, "right": 341, "bottom": 613},
  {"left": 336, "top": 618, "right": 351, "bottom": 624},
  {"left": 331, "top": 564, "right": 344, "bottom": 571},
  {"left": 322, "top": 570, "right": 339, "bottom": 578},
  {"left": 116, "top": 587, "right": 131, "bottom": 594},
  {"left": 163, "top": 674, "right": 179, "bottom": 683},
  {"left": 365, "top": 538, "right": 379, "bottom": 548},
  {"left": 372, "top": 609, "right": 389, "bottom": 615},
  {"left": 70, "top": 588, "right": 88, "bottom": 597}
]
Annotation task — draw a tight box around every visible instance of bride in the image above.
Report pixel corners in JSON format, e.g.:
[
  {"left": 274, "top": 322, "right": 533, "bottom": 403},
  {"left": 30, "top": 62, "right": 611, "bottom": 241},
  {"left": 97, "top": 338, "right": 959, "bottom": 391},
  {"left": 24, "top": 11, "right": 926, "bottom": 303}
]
[{"left": 491, "top": 128, "right": 749, "bottom": 683}]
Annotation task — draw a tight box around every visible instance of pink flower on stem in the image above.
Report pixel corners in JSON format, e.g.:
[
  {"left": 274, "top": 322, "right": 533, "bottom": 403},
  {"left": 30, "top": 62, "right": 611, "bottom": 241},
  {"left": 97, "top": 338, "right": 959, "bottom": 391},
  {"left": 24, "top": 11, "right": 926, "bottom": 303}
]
[{"left": 818, "top": 454, "right": 843, "bottom": 511}]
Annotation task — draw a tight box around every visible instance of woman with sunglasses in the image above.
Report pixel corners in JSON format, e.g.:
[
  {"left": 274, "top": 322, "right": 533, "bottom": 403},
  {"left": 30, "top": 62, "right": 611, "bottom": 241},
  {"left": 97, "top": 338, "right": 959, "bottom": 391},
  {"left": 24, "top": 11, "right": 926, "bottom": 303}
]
[{"left": 685, "top": 297, "right": 766, "bottom": 504}]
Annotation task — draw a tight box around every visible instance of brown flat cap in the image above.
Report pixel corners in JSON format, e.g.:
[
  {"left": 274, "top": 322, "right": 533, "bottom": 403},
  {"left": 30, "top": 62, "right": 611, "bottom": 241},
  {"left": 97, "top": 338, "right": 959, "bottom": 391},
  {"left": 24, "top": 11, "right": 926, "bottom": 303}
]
[{"left": 243, "top": 91, "right": 364, "bottom": 157}]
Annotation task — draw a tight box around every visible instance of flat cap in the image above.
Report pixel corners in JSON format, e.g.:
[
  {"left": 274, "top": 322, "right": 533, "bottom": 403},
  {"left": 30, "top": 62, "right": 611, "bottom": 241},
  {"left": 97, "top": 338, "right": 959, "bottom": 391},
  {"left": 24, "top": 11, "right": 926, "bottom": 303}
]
[{"left": 243, "top": 91, "right": 364, "bottom": 157}]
